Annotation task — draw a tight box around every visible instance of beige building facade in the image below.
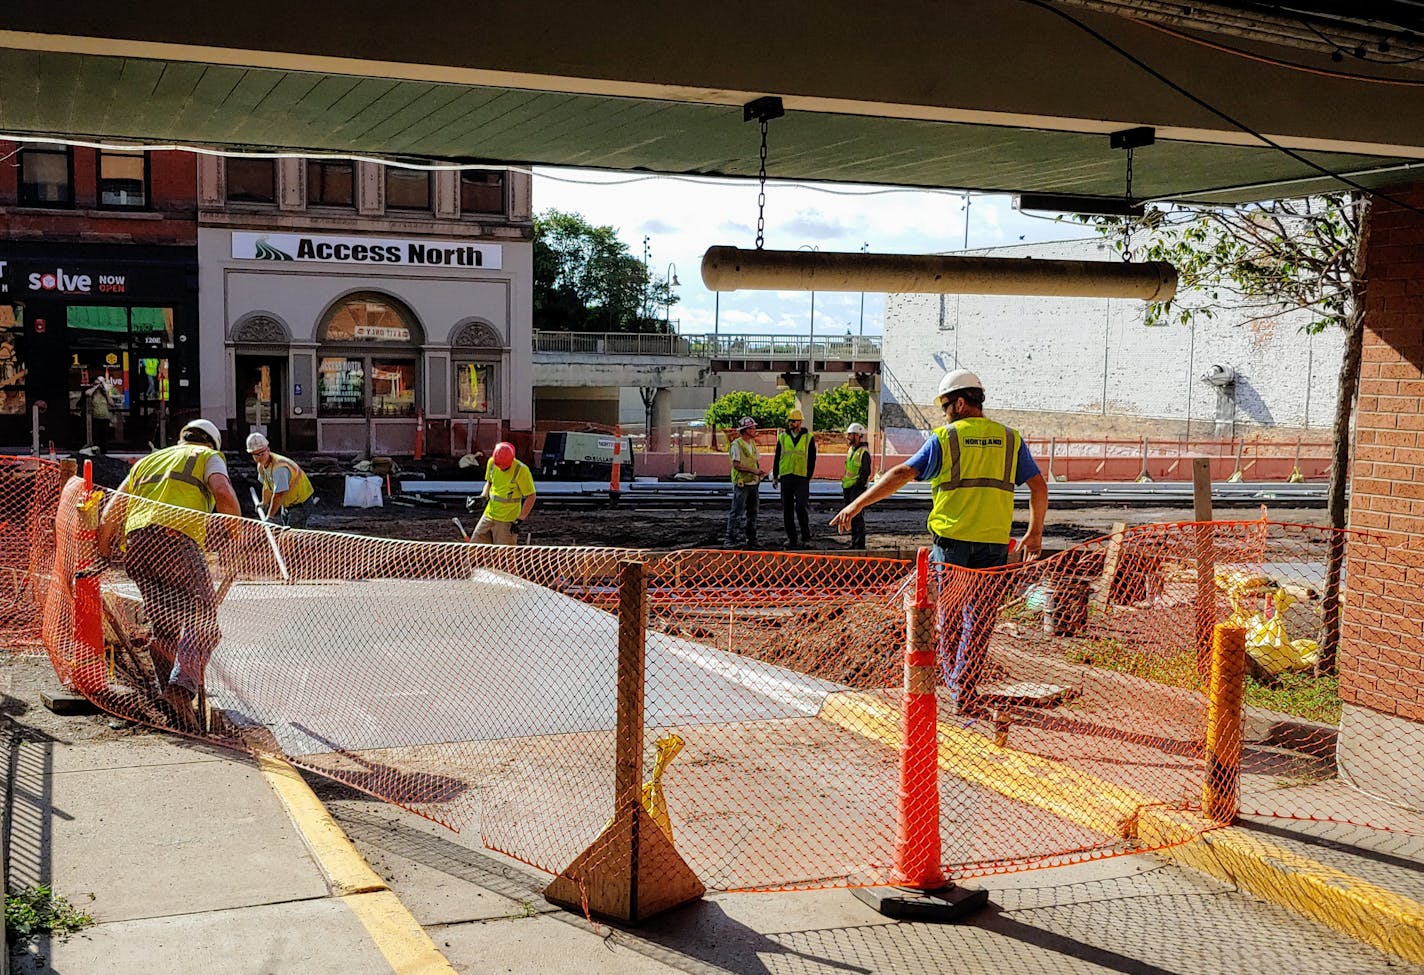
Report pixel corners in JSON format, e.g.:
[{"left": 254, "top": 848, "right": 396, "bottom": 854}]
[{"left": 197, "top": 155, "right": 533, "bottom": 457}]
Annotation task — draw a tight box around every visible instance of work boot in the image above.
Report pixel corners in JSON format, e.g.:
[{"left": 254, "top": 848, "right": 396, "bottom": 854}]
[{"left": 162, "top": 685, "right": 200, "bottom": 734}]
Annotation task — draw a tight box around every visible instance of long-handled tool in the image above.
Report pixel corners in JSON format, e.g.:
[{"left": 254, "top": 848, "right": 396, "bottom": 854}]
[
  {"left": 249, "top": 486, "right": 291, "bottom": 582},
  {"left": 452, "top": 517, "right": 470, "bottom": 542}
]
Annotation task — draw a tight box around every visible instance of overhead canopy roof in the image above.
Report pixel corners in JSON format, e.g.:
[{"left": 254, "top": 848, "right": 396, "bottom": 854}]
[{"left": 2, "top": 1, "right": 1424, "bottom": 204}]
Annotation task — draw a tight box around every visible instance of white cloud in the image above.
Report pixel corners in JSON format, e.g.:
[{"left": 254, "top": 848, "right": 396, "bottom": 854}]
[{"left": 532, "top": 168, "right": 1096, "bottom": 336}]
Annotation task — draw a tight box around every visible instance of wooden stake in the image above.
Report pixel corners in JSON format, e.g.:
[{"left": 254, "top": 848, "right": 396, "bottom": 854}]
[
  {"left": 1193, "top": 458, "right": 1216, "bottom": 677},
  {"left": 544, "top": 559, "right": 703, "bottom": 922},
  {"left": 1089, "top": 521, "right": 1128, "bottom": 616},
  {"left": 1204, "top": 624, "right": 1246, "bottom": 823}
]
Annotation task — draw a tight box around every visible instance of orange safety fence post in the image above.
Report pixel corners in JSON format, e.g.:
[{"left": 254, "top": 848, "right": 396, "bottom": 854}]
[
  {"left": 71, "top": 459, "right": 105, "bottom": 696},
  {"left": 414, "top": 407, "right": 425, "bottom": 461},
  {"left": 544, "top": 558, "right": 703, "bottom": 923},
  {"left": 1204, "top": 623, "right": 1246, "bottom": 823},
  {"left": 609, "top": 425, "right": 623, "bottom": 498},
  {"left": 853, "top": 547, "right": 989, "bottom": 921}
]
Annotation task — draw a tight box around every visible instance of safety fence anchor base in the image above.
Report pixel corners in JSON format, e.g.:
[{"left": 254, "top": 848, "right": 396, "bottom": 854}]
[{"left": 852, "top": 883, "right": 989, "bottom": 922}]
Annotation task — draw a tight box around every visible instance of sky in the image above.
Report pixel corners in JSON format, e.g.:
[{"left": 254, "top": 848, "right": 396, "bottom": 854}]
[{"left": 530, "top": 167, "right": 1098, "bottom": 337}]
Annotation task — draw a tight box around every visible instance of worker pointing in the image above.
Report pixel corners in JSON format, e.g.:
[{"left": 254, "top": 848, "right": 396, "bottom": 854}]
[
  {"left": 246, "top": 433, "right": 315, "bottom": 528},
  {"left": 832, "top": 369, "right": 1048, "bottom": 713},
  {"left": 472, "top": 441, "right": 536, "bottom": 545}
]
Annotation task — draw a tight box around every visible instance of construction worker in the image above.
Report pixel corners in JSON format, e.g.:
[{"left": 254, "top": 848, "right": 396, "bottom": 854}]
[
  {"left": 246, "top": 432, "right": 316, "bottom": 528},
  {"left": 472, "top": 441, "right": 535, "bottom": 545},
  {"left": 772, "top": 407, "right": 817, "bottom": 548},
  {"left": 841, "top": 422, "right": 873, "bottom": 549},
  {"left": 726, "top": 416, "right": 763, "bottom": 548},
  {"left": 97, "top": 418, "right": 241, "bottom": 731},
  {"left": 831, "top": 369, "right": 1048, "bottom": 713}
]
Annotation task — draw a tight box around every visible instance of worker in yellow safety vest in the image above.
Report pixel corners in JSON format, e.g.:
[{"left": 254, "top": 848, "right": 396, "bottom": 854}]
[
  {"left": 840, "top": 422, "right": 873, "bottom": 549},
  {"left": 772, "top": 407, "right": 817, "bottom": 549},
  {"left": 472, "top": 441, "right": 536, "bottom": 545},
  {"left": 725, "top": 416, "right": 763, "bottom": 548},
  {"left": 246, "top": 432, "right": 316, "bottom": 528},
  {"left": 832, "top": 369, "right": 1048, "bottom": 713},
  {"left": 97, "top": 418, "right": 242, "bottom": 731}
]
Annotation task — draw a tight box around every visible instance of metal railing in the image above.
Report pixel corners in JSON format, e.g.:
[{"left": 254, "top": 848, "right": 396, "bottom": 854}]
[{"left": 533, "top": 331, "right": 882, "bottom": 361}]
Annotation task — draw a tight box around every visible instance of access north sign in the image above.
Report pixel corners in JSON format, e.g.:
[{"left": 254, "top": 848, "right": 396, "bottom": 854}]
[{"left": 231, "top": 232, "right": 502, "bottom": 270}]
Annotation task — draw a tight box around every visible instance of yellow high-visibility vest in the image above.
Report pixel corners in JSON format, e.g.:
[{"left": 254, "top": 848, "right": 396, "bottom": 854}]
[
  {"left": 842, "top": 444, "right": 870, "bottom": 489},
  {"left": 777, "top": 430, "right": 810, "bottom": 477},
  {"left": 927, "top": 417, "right": 1020, "bottom": 544},
  {"left": 483, "top": 459, "right": 534, "bottom": 523},
  {"left": 261, "top": 453, "right": 314, "bottom": 508},
  {"left": 123, "top": 443, "right": 218, "bottom": 547},
  {"left": 729, "top": 437, "right": 761, "bottom": 487}
]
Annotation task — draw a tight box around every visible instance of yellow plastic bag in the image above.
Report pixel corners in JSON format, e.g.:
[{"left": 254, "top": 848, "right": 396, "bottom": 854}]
[{"left": 601, "top": 734, "right": 685, "bottom": 843}]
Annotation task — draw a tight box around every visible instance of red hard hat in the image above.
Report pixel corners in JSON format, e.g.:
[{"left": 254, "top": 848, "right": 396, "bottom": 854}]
[{"left": 492, "top": 441, "right": 516, "bottom": 469}]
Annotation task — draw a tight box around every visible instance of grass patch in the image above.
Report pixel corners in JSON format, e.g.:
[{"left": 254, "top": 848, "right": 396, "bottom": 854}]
[
  {"left": 1065, "top": 639, "right": 1341, "bottom": 724},
  {"left": 1244, "top": 671, "right": 1341, "bottom": 725},
  {"left": 5, "top": 885, "right": 95, "bottom": 943}
]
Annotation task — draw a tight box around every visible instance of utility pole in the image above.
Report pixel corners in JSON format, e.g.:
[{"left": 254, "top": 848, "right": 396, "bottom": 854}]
[
  {"left": 642, "top": 236, "right": 652, "bottom": 319},
  {"left": 858, "top": 241, "right": 869, "bottom": 337}
]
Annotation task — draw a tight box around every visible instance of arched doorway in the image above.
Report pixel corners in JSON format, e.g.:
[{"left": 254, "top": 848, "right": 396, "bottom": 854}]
[{"left": 315, "top": 291, "right": 425, "bottom": 454}]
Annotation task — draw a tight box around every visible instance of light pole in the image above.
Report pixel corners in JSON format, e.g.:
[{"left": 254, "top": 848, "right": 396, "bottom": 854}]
[
  {"left": 665, "top": 262, "right": 680, "bottom": 334},
  {"left": 858, "top": 241, "right": 869, "bottom": 338},
  {"left": 798, "top": 244, "right": 818, "bottom": 363},
  {"left": 642, "top": 236, "right": 652, "bottom": 320}
]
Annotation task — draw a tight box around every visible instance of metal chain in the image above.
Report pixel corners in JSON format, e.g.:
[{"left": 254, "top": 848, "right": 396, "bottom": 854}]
[
  {"left": 756, "top": 119, "right": 769, "bottom": 250},
  {"left": 1121, "top": 146, "right": 1135, "bottom": 263}
]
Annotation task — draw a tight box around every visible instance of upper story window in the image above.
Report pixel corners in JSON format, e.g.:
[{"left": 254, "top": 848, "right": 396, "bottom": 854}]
[
  {"left": 98, "top": 150, "right": 148, "bottom": 209},
  {"left": 384, "top": 167, "right": 430, "bottom": 211},
  {"left": 459, "top": 170, "right": 505, "bottom": 215},
  {"left": 226, "top": 158, "right": 276, "bottom": 204},
  {"left": 18, "top": 146, "right": 73, "bottom": 208},
  {"left": 307, "top": 160, "right": 354, "bottom": 207}
]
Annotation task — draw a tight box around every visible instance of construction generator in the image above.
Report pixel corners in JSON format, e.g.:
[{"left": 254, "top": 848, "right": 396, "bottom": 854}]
[{"left": 538, "top": 431, "right": 635, "bottom": 480}]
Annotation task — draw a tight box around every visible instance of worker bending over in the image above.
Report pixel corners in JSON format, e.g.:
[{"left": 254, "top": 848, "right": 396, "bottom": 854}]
[
  {"left": 98, "top": 419, "right": 241, "bottom": 731},
  {"left": 832, "top": 369, "right": 1047, "bottom": 712},
  {"left": 246, "top": 433, "right": 316, "bottom": 528},
  {"left": 473, "top": 441, "right": 536, "bottom": 545}
]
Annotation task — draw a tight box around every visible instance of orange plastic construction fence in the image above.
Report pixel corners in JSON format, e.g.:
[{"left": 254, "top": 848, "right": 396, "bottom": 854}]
[{"left": 8, "top": 454, "right": 1424, "bottom": 896}]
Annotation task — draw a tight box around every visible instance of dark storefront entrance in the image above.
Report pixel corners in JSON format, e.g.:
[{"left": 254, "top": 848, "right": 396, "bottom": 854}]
[
  {"left": 235, "top": 354, "right": 286, "bottom": 453},
  {"left": 0, "top": 244, "right": 199, "bottom": 451}
]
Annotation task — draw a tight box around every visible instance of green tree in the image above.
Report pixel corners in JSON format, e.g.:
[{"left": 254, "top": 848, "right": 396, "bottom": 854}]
[
  {"left": 704, "top": 390, "right": 796, "bottom": 432},
  {"left": 812, "top": 384, "right": 869, "bottom": 432},
  {"left": 534, "top": 210, "right": 677, "bottom": 333},
  {"left": 1095, "top": 193, "right": 1367, "bottom": 670}
]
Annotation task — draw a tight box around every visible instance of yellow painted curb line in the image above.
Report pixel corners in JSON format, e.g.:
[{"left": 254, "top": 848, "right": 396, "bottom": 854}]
[
  {"left": 1140, "top": 809, "right": 1424, "bottom": 965},
  {"left": 256, "top": 753, "right": 459, "bottom": 975},
  {"left": 819, "top": 690, "right": 1424, "bottom": 965}
]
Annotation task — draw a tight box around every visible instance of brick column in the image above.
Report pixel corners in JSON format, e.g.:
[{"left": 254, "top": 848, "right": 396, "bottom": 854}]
[{"left": 1337, "top": 183, "right": 1424, "bottom": 807}]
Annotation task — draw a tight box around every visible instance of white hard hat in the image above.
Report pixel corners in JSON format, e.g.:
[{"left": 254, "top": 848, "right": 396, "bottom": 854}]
[
  {"left": 738, "top": 416, "right": 757, "bottom": 430},
  {"left": 245, "top": 432, "right": 269, "bottom": 453},
  {"left": 937, "top": 368, "right": 985, "bottom": 404},
  {"left": 845, "top": 422, "right": 867, "bottom": 435},
  {"left": 180, "top": 419, "right": 222, "bottom": 450}
]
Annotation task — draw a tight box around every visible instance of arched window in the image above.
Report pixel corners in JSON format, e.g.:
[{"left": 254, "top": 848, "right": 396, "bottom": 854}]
[{"left": 317, "top": 293, "right": 423, "bottom": 418}]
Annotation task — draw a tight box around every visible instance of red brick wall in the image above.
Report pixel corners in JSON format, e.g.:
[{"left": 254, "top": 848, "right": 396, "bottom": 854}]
[
  {"left": 0, "top": 142, "right": 197, "bottom": 244},
  {"left": 1341, "top": 183, "right": 1424, "bottom": 721}
]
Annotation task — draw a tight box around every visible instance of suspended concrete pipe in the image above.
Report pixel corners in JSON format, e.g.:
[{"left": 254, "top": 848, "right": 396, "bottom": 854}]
[{"left": 701, "top": 246, "right": 1178, "bottom": 302}]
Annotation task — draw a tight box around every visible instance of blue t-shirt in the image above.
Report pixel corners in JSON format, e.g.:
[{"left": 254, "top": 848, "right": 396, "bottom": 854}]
[{"left": 907, "top": 428, "right": 1040, "bottom": 484}]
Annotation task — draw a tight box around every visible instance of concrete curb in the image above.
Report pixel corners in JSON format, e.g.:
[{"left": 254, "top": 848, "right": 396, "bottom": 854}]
[
  {"left": 819, "top": 690, "right": 1424, "bottom": 964},
  {"left": 254, "top": 753, "right": 460, "bottom": 975}
]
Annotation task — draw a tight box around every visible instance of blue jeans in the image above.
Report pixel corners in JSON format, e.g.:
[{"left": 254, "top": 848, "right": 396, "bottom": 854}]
[
  {"left": 726, "top": 484, "right": 760, "bottom": 546},
  {"left": 931, "top": 538, "right": 1009, "bottom": 706}
]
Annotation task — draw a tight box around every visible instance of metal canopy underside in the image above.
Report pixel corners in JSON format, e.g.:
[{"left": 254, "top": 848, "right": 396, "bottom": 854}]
[{"left": 2, "top": 1, "right": 1424, "bottom": 205}]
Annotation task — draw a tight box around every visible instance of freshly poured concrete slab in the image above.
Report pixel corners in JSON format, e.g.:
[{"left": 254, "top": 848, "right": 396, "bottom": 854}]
[{"left": 199, "top": 572, "right": 840, "bottom": 757}]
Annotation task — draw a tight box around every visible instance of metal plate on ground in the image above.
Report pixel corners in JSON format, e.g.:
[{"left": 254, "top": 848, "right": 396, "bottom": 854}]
[{"left": 976, "top": 682, "right": 1078, "bottom": 707}]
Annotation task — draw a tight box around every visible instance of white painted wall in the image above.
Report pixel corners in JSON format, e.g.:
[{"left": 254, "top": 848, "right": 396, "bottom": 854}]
[{"left": 882, "top": 237, "right": 1344, "bottom": 436}]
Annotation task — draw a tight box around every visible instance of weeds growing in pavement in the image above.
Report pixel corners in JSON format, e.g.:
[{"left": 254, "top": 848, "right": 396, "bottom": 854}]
[{"left": 5, "top": 885, "right": 96, "bottom": 943}]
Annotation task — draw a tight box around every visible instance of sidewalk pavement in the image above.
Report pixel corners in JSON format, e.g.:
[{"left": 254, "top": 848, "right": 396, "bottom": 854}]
[{"left": 8, "top": 672, "right": 1424, "bottom": 974}]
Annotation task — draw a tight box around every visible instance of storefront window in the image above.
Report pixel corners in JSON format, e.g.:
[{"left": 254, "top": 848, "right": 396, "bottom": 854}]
[
  {"left": 0, "top": 305, "right": 26, "bottom": 415},
  {"left": 19, "top": 147, "right": 72, "bottom": 207},
  {"left": 385, "top": 167, "right": 430, "bottom": 211},
  {"left": 456, "top": 363, "right": 493, "bottom": 414},
  {"left": 227, "top": 159, "right": 276, "bottom": 204},
  {"left": 99, "top": 150, "right": 148, "bottom": 209},
  {"left": 371, "top": 360, "right": 417, "bottom": 417},
  {"left": 459, "top": 170, "right": 505, "bottom": 215},
  {"left": 317, "top": 293, "right": 422, "bottom": 419},
  {"left": 318, "top": 357, "right": 366, "bottom": 416},
  {"left": 307, "top": 160, "right": 354, "bottom": 207}
]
